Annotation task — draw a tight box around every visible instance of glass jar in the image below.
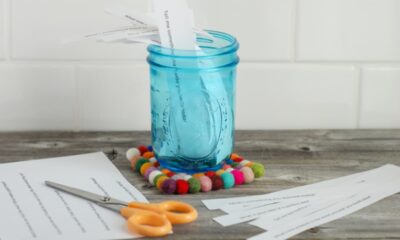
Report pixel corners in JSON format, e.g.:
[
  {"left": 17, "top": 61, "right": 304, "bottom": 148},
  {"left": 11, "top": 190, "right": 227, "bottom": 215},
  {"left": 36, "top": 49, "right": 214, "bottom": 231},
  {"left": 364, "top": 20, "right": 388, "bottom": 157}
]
[{"left": 147, "top": 30, "right": 239, "bottom": 173}]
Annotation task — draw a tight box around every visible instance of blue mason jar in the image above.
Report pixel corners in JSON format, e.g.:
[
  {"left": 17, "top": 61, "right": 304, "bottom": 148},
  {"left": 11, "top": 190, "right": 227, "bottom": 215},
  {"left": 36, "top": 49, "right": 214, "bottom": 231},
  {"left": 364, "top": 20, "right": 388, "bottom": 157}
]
[{"left": 147, "top": 30, "right": 239, "bottom": 173}]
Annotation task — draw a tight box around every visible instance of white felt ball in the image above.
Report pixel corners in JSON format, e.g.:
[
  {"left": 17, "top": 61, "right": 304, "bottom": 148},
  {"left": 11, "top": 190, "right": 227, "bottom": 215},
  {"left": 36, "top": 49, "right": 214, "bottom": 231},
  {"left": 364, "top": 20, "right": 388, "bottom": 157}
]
[
  {"left": 148, "top": 170, "right": 162, "bottom": 185},
  {"left": 172, "top": 173, "right": 186, "bottom": 180},
  {"left": 183, "top": 175, "right": 192, "bottom": 181},
  {"left": 126, "top": 148, "right": 140, "bottom": 161},
  {"left": 240, "top": 160, "right": 250, "bottom": 166}
]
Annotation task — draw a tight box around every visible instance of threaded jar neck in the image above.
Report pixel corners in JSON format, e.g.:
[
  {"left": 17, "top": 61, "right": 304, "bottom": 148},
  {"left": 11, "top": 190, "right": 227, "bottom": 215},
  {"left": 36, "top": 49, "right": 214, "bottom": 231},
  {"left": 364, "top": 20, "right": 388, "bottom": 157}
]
[{"left": 147, "top": 30, "right": 239, "bottom": 71}]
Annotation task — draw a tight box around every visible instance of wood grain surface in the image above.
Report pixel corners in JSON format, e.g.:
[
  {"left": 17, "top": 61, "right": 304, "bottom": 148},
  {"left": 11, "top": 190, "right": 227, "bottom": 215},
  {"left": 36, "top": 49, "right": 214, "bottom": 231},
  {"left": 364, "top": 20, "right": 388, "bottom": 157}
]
[{"left": 0, "top": 130, "right": 399, "bottom": 240}]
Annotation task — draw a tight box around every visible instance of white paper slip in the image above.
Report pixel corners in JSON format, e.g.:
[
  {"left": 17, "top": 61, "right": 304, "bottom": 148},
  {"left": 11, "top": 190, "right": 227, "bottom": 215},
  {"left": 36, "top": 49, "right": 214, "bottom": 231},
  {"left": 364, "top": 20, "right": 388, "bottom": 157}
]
[
  {"left": 105, "top": 5, "right": 157, "bottom": 26},
  {"left": 0, "top": 152, "right": 147, "bottom": 240},
  {"left": 249, "top": 187, "right": 400, "bottom": 240},
  {"left": 202, "top": 170, "right": 368, "bottom": 211},
  {"left": 249, "top": 164, "right": 400, "bottom": 231},
  {"left": 215, "top": 164, "right": 399, "bottom": 227},
  {"left": 100, "top": 27, "right": 158, "bottom": 42},
  {"left": 248, "top": 164, "right": 400, "bottom": 240},
  {"left": 214, "top": 199, "right": 311, "bottom": 226},
  {"left": 154, "top": 0, "right": 196, "bottom": 50}
]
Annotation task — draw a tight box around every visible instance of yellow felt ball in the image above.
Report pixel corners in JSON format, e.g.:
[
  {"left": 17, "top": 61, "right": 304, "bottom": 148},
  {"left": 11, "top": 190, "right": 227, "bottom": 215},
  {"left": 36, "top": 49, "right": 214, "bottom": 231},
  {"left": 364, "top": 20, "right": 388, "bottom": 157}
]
[
  {"left": 156, "top": 176, "right": 169, "bottom": 190},
  {"left": 216, "top": 169, "right": 225, "bottom": 176}
]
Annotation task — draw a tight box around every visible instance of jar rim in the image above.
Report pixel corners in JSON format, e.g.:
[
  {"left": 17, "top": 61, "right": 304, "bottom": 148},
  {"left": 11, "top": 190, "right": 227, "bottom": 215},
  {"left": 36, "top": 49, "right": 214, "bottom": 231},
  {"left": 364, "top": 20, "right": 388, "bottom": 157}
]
[{"left": 147, "top": 30, "right": 239, "bottom": 58}]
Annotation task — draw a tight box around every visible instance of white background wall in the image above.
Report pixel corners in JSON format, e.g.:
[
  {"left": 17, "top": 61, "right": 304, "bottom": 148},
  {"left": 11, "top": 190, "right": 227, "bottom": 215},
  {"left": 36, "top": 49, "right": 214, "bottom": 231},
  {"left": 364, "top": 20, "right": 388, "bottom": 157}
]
[{"left": 0, "top": 0, "right": 399, "bottom": 131}]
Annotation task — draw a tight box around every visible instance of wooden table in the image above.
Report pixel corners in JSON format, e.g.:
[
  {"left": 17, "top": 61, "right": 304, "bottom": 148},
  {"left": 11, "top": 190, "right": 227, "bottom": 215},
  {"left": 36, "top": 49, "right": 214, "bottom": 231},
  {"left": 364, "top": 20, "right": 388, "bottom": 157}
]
[{"left": 0, "top": 130, "right": 399, "bottom": 240}]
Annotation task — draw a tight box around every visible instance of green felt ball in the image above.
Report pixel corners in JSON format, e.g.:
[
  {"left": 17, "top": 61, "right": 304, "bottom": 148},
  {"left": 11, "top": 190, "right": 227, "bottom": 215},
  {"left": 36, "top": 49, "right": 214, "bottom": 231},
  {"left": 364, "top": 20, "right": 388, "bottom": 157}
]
[
  {"left": 251, "top": 163, "right": 265, "bottom": 178},
  {"left": 231, "top": 162, "right": 239, "bottom": 168},
  {"left": 135, "top": 158, "right": 149, "bottom": 172},
  {"left": 153, "top": 174, "right": 166, "bottom": 186},
  {"left": 188, "top": 178, "right": 201, "bottom": 193},
  {"left": 221, "top": 172, "right": 235, "bottom": 189}
]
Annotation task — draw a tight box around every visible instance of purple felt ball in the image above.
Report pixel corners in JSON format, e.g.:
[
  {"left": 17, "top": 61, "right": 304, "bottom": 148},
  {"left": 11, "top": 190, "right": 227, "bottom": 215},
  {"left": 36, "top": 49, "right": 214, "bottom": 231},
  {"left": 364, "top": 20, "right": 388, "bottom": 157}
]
[{"left": 161, "top": 179, "right": 176, "bottom": 194}]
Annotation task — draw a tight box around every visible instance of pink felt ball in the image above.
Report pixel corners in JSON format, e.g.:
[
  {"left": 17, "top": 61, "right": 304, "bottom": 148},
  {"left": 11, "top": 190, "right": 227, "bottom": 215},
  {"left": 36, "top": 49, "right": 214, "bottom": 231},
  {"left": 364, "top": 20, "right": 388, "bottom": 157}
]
[
  {"left": 144, "top": 167, "right": 157, "bottom": 180},
  {"left": 240, "top": 166, "right": 255, "bottom": 183},
  {"left": 199, "top": 176, "right": 212, "bottom": 192},
  {"left": 231, "top": 169, "right": 245, "bottom": 185}
]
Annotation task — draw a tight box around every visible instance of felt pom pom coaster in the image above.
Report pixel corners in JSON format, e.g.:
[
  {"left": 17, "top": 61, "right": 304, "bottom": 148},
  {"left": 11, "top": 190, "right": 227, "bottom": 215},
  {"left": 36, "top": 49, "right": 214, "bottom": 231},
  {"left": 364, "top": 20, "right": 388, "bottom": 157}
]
[{"left": 126, "top": 145, "right": 265, "bottom": 195}]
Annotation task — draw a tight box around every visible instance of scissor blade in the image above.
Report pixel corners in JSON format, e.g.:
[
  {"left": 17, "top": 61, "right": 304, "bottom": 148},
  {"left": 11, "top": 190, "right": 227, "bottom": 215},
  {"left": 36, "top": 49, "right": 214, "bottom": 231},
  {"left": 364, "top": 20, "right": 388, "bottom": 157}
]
[{"left": 45, "top": 181, "right": 127, "bottom": 212}]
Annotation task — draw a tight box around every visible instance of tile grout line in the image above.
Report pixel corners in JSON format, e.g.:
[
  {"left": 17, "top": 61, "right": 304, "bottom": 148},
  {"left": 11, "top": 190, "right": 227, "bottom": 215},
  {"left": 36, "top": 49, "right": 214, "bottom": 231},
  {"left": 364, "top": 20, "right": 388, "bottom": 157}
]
[
  {"left": 3, "top": 0, "right": 11, "bottom": 61},
  {"left": 355, "top": 65, "right": 363, "bottom": 129},
  {"left": 357, "top": 66, "right": 364, "bottom": 128},
  {"left": 4, "top": 60, "right": 400, "bottom": 66},
  {"left": 289, "top": 0, "right": 299, "bottom": 62},
  {"left": 73, "top": 64, "right": 80, "bottom": 132}
]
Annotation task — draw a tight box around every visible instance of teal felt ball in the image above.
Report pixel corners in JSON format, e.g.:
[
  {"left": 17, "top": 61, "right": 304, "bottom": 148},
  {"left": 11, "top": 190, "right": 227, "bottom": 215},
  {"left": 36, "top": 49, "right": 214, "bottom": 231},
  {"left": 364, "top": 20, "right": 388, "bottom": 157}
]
[{"left": 221, "top": 172, "right": 235, "bottom": 189}]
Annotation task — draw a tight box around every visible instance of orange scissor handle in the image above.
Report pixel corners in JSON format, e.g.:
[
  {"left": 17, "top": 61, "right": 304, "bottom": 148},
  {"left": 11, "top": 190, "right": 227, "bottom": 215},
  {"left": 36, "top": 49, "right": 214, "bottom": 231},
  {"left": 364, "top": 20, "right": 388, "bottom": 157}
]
[
  {"left": 127, "top": 201, "right": 198, "bottom": 224},
  {"left": 120, "top": 207, "right": 172, "bottom": 237}
]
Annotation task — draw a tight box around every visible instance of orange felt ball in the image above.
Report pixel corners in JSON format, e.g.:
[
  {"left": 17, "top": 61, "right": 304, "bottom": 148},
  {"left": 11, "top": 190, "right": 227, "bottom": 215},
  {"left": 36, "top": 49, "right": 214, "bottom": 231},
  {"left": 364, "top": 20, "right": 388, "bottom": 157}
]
[
  {"left": 161, "top": 169, "right": 171, "bottom": 175},
  {"left": 231, "top": 154, "right": 244, "bottom": 162},
  {"left": 142, "top": 152, "right": 155, "bottom": 159},
  {"left": 140, "top": 162, "right": 153, "bottom": 176},
  {"left": 245, "top": 162, "right": 254, "bottom": 167}
]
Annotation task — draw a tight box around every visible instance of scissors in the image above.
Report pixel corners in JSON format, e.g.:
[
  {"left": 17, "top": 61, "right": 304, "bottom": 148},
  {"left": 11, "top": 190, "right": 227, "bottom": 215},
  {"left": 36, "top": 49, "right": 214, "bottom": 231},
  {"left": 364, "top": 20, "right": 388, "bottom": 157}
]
[{"left": 45, "top": 181, "right": 197, "bottom": 237}]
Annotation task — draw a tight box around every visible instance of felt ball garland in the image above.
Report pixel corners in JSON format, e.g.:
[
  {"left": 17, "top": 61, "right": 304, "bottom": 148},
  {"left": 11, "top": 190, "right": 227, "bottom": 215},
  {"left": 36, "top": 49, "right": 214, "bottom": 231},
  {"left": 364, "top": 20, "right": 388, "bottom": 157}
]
[{"left": 126, "top": 146, "right": 266, "bottom": 195}]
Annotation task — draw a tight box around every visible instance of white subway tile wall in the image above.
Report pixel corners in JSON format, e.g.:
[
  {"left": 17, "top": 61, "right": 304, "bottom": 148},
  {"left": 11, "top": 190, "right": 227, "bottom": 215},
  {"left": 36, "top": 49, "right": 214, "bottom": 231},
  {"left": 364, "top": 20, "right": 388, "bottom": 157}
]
[
  {"left": 236, "top": 64, "right": 358, "bottom": 129},
  {"left": 0, "top": 64, "right": 75, "bottom": 130},
  {"left": 297, "top": 0, "right": 400, "bottom": 61},
  {"left": 77, "top": 64, "right": 150, "bottom": 130},
  {"left": 0, "top": 0, "right": 4, "bottom": 59},
  {"left": 11, "top": 0, "right": 148, "bottom": 60},
  {"left": 0, "top": 0, "right": 399, "bottom": 130},
  {"left": 189, "top": 0, "right": 293, "bottom": 61},
  {"left": 360, "top": 67, "right": 400, "bottom": 128}
]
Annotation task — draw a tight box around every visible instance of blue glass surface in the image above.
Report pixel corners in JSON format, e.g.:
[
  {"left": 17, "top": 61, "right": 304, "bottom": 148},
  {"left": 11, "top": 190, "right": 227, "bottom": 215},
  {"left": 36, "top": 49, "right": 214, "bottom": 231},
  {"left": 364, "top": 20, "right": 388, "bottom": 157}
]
[{"left": 147, "top": 31, "right": 239, "bottom": 173}]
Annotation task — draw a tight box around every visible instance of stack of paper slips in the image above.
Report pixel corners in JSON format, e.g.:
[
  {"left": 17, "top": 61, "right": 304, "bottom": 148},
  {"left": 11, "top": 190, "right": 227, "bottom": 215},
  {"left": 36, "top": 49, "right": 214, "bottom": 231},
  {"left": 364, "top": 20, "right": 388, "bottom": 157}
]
[
  {"left": 64, "top": 0, "right": 211, "bottom": 48},
  {"left": 202, "top": 164, "right": 400, "bottom": 240}
]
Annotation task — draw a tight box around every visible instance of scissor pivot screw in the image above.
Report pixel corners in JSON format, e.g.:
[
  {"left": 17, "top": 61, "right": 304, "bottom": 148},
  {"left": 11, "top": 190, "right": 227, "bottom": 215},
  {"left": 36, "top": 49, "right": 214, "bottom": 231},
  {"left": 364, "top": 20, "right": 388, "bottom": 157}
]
[{"left": 102, "top": 196, "right": 111, "bottom": 202}]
